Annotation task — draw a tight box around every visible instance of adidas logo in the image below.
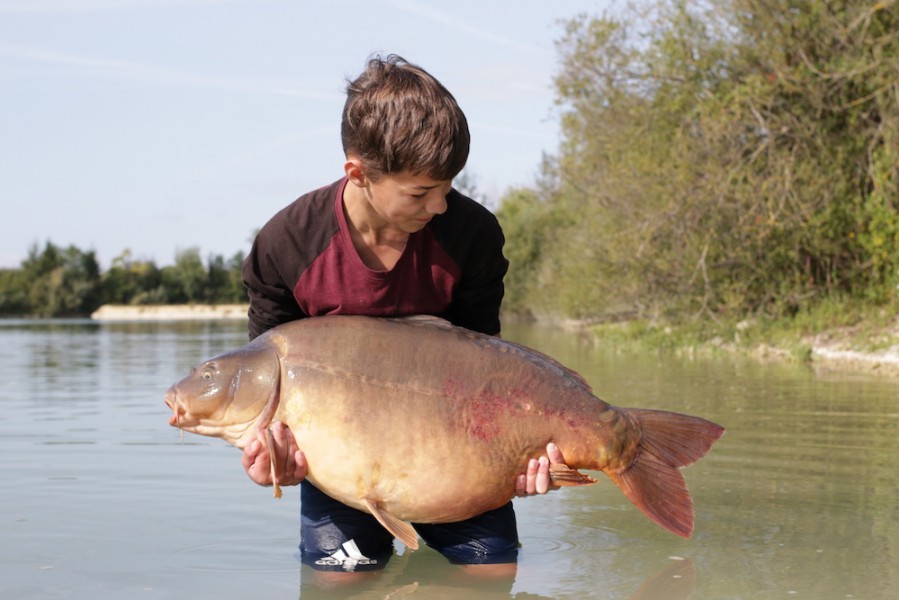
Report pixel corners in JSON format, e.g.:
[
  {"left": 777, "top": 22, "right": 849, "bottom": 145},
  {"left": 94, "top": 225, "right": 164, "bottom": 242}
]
[{"left": 314, "top": 539, "right": 378, "bottom": 571}]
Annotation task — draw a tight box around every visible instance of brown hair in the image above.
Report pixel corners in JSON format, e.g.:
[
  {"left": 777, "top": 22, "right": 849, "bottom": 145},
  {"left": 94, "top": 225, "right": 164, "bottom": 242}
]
[{"left": 341, "top": 54, "right": 470, "bottom": 181}]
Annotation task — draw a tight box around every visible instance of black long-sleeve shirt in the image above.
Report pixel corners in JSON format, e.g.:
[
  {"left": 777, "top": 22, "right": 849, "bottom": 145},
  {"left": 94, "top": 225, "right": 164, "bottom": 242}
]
[{"left": 242, "top": 178, "right": 508, "bottom": 340}]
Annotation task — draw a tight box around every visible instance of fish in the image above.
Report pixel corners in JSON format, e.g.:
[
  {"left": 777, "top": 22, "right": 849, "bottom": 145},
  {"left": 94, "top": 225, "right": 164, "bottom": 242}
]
[{"left": 165, "top": 315, "right": 724, "bottom": 549}]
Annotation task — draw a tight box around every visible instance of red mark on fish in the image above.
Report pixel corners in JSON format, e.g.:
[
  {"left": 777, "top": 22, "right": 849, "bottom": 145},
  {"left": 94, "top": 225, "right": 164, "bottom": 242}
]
[{"left": 442, "top": 379, "right": 537, "bottom": 441}]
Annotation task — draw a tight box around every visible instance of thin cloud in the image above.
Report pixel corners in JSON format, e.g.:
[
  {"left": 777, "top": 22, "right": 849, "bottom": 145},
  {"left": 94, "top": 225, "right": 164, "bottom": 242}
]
[
  {"left": 469, "top": 120, "right": 554, "bottom": 141},
  {"left": 0, "top": 0, "right": 247, "bottom": 13},
  {"left": 0, "top": 43, "right": 343, "bottom": 100},
  {"left": 384, "top": 0, "right": 543, "bottom": 56}
]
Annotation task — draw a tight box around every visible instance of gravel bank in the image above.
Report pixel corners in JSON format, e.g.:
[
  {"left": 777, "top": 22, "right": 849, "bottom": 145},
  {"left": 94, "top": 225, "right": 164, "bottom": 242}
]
[{"left": 91, "top": 304, "right": 249, "bottom": 321}]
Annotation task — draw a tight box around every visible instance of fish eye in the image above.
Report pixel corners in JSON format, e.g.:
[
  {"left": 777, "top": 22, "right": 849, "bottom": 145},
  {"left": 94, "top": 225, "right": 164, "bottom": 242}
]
[{"left": 201, "top": 364, "right": 216, "bottom": 380}]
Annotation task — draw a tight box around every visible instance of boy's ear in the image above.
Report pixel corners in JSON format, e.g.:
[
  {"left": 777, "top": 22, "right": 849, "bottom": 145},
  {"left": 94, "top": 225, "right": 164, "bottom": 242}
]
[{"left": 344, "top": 156, "right": 368, "bottom": 187}]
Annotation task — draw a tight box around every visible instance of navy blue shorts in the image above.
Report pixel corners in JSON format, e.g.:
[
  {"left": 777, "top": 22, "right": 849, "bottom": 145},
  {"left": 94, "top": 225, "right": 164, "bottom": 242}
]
[{"left": 297, "top": 482, "right": 519, "bottom": 572}]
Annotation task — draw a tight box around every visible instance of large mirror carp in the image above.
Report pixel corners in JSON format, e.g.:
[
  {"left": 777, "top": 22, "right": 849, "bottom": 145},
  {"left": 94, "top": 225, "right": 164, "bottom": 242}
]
[{"left": 165, "top": 315, "right": 724, "bottom": 549}]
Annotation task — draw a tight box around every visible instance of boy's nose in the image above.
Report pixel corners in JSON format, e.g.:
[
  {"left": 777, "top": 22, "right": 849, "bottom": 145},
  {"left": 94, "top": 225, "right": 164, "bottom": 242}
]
[{"left": 427, "top": 194, "right": 448, "bottom": 215}]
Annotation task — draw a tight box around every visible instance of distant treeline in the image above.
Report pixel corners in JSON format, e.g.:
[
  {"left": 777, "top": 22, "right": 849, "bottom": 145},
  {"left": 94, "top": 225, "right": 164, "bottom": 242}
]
[
  {"left": 0, "top": 242, "right": 246, "bottom": 318},
  {"left": 496, "top": 0, "right": 899, "bottom": 322}
]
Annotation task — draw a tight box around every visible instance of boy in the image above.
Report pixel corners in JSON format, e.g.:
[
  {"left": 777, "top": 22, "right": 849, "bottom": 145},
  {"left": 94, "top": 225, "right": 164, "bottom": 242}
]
[{"left": 240, "top": 54, "right": 564, "bottom": 578}]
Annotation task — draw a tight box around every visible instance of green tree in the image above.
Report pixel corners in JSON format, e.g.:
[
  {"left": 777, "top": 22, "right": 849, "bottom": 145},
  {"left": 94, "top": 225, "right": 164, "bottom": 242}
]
[
  {"left": 102, "top": 249, "right": 163, "bottom": 305},
  {"left": 0, "top": 268, "right": 30, "bottom": 315},
  {"left": 205, "top": 252, "right": 247, "bottom": 304},
  {"left": 160, "top": 247, "right": 207, "bottom": 303},
  {"left": 205, "top": 253, "right": 230, "bottom": 303},
  {"left": 20, "top": 242, "right": 102, "bottom": 317},
  {"left": 225, "top": 251, "right": 248, "bottom": 303},
  {"left": 499, "top": 0, "right": 899, "bottom": 321}
]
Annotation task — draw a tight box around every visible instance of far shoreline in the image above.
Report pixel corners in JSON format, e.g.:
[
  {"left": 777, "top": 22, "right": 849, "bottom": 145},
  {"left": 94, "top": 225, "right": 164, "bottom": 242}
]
[{"left": 90, "top": 304, "right": 249, "bottom": 322}]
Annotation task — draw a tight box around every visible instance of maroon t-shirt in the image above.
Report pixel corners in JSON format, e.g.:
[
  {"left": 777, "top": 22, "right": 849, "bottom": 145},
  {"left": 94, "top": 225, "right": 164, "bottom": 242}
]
[{"left": 243, "top": 178, "right": 508, "bottom": 339}]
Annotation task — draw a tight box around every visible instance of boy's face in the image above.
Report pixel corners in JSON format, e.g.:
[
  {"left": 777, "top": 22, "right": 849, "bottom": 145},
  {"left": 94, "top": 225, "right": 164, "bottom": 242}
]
[{"left": 364, "top": 171, "right": 453, "bottom": 233}]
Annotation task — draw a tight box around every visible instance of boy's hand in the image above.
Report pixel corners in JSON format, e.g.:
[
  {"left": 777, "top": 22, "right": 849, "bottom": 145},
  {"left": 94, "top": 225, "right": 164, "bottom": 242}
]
[
  {"left": 515, "top": 442, "right": 566, "bottom": 496},
  {"left": 241, "top": 421, "right": 307, "bottom": 487}
]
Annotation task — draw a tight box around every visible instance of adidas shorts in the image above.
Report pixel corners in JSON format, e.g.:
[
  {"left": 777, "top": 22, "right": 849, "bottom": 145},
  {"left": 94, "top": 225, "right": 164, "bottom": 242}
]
[{"left": 297, "top": 482, "right": 519, "bottom": 572}]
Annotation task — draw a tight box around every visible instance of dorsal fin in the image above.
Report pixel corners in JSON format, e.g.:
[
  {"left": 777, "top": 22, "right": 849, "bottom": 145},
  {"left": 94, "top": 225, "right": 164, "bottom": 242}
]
[
  {"left": 391, "top": 314, "right": 455, "bottom": 330},
  {"left": 501, "top": 340, "right": 594, "bottom": 391},
  {"left": 392, "top": 315, "right": 594, "bottom": 390}
]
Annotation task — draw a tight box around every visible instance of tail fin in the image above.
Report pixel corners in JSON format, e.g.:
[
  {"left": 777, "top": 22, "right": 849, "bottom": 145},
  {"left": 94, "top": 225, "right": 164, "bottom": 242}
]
[{"left": 606, "top": 409, "right": 724, "bottom": 538}]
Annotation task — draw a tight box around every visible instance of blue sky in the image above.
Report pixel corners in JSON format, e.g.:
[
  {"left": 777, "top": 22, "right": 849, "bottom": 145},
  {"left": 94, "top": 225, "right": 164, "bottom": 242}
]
[{"left": 0, "top": 0, "right": 608, "bottom": 268}]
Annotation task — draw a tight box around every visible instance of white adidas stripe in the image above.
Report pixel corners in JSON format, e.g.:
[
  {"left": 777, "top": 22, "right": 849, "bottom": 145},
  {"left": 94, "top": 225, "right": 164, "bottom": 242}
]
[{"left": 314, "top": 539, "right": 378, "bottom": 571}]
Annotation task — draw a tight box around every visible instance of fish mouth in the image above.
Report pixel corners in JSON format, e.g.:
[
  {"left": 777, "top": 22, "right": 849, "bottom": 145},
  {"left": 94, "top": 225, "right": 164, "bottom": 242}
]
[
  {"left": 164, "top": 389, "right": 188, "bottom": 444},
  {"left": 164, "top": 389, "right": 184, "bottom": 428}
]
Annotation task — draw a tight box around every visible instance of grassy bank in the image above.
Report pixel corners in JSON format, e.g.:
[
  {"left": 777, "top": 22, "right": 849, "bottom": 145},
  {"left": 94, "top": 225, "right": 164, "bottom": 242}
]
[{"left": 579, "top": 300, "right": 899, "bottom": 378}]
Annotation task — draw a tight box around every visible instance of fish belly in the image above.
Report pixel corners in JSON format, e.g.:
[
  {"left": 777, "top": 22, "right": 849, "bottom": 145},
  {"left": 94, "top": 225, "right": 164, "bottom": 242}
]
[{"left": 278, "top": 388, "right": 533, "bottom": 523}]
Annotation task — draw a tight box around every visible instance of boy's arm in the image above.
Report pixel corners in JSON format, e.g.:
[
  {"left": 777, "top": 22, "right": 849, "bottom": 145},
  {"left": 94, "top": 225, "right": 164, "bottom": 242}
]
[{"left": 243, "top": 238, "right": 307, "bottom": 340}]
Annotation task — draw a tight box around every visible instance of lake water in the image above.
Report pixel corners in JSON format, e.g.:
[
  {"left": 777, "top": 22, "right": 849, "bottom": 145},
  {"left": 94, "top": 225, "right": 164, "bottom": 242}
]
[{"left": 1, "top": 319, "right": 897, "bottom": 599}]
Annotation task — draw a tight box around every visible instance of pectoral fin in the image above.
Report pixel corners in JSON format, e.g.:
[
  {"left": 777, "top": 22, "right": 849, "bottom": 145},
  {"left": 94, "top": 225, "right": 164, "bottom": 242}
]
[
  {"left": 549, "top": 464, "right": 598, "bottom": 486},
  {"left": 361, "top": 498, "right": 419, "bottom": 550}
]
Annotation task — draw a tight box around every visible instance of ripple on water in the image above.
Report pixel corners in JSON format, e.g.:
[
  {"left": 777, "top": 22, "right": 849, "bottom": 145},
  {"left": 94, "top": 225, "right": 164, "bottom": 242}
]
[
  {"left": 167, "top": 538, "right": 299, "bottom": 574},
  {"left": 520, "top": 535, "right": 579, "bottom": 555}
]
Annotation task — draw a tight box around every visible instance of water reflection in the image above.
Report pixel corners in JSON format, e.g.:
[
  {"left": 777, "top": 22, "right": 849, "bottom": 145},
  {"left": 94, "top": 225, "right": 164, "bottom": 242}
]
[{"left": 296, "top": 554, "right": 696, "bottom": 599}]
